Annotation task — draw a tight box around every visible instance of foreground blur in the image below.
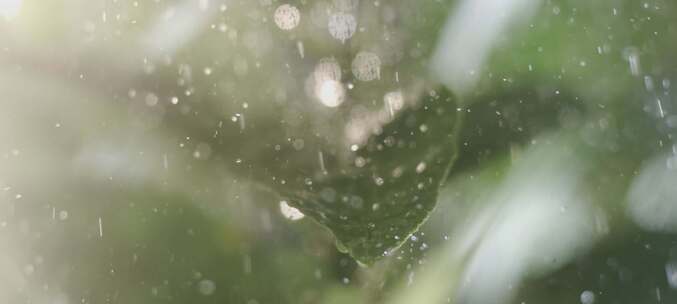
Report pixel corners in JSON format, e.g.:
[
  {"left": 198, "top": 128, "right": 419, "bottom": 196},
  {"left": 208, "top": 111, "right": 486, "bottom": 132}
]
[{"left": 2, "top": 0, "right": 677, "bottom": 303}]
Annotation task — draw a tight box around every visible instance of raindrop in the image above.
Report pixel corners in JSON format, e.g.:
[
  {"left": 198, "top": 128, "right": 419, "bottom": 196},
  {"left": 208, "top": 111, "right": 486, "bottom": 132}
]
[
  {"left": 145, "top": 93, "right": 159, "bottom": 106},
  {"left": 328, "top": 13, "right": 357, "bottom": 43},
  {"left": 416, "top": 162, "right": 427, "bottom": 173},
  {"left": 667, "top": 262, "right": 677, "bottom": 289},
  {"left": 297, "top": 41, "right": 305, "bottom": 58},
  {"left": 193, "top": 143, "right": 212, "bottom": 160},
  {"left": 644, "top": 75, "right": 654, "bottom": 91},
  {"left": 315, "top": 80, "right": 345, "bottom": 107},
  {"left": 384, "top": 91, "right": 404, "bottom": 116},
  {"left": 580, "top": 290, "right": 595, "bottom": 304},
  {"left": 279, "top": 201, "right": 305, "bottom": 220},
  {"left": 274, "top": 4, "right": 300, "bottom": 30},
  {"left": 392, "top": 167, "right": 404, "bottom": 178},
  {"left": 623, "top": 47, "right": 641, "bottom": 76},
  {"left": 197, "top": 279, "right": 216, "bottom": 296},
  {"left": 292, "top": 139, "right": 305, "bottom": 150},
  {"left": 552, "top": 6, "right": 561, "bottom": 15},
  {"left": 355, "top": 156, "right": 366, "bottom": 167},
  {"left": 351, "top": 52, "right": 381, "bottom": 82},
  {"left": 313, "top": 57, "right": 342, "bottom": 82},
  {"left": 320, "top": 188, "right": 336, "bottom": 202}
]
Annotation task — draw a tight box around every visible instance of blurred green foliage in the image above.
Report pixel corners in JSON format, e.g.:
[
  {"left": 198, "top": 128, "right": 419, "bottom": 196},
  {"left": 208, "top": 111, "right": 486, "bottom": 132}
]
[{"left": 2, "top": 0, "right": 677, "bottom": 303}]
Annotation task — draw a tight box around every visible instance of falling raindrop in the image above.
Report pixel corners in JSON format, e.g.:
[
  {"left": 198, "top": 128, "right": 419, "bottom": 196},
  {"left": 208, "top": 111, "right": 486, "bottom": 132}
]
[
  {"left": 351, "top": 52, "right": 381, "bottom": 81},
  {"left": 328, "top": 13, "right": 357, "bottom": 43},
  {"left": 384, "top": 91, "right": 404, "bottom": 117},
  {"left": 313, "top": 57, "right": 342, "bottom": 83},
  {"left": 623, "top": 47, "right": 641, "bottom": 76},
  {"left": 667, "top": 262, "right": 677, "bottom": 289},
  {"left": 312, "top": 57, "right": 345, "bottom": 107}
]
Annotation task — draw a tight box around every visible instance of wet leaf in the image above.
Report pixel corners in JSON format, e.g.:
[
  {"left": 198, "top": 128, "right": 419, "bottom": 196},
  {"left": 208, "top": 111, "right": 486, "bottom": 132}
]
[{"left": 282, "top": 89, "right": 463, "bottom": 265}]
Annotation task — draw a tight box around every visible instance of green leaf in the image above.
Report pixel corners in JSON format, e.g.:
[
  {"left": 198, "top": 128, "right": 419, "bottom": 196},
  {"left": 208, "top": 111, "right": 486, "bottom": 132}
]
[{"left": 283, "top": 89, "right": 463, "bottom": 265}]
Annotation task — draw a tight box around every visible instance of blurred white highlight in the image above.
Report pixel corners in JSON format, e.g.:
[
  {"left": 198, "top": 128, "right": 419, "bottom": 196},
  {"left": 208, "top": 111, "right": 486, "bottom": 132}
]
[
  {"left": 143, "top": 0, "right": 218, "bottom": 57},
  {"left": 389, "top": 136, "right": 606, "bottom": 304},
  {"left": 279, "top": 201, "right": 305, "bottom": 221},
  {"left": 316, "top": 80, "right": 345, "bottom": 107},
  {"left": 627, "top": 153, "right": 677, "bottom": 233},
  {"left": 312, "top": 58, "right": 345, "bottom": 107},
  {"left": 457, "top": 142, "right": 604, "bottom": 304},
  {"left": 0, "top": 0, "right": 21, "bottom": 19},
  {"left": 431, "top": 0, "right": 540, "bottom": 96}
]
